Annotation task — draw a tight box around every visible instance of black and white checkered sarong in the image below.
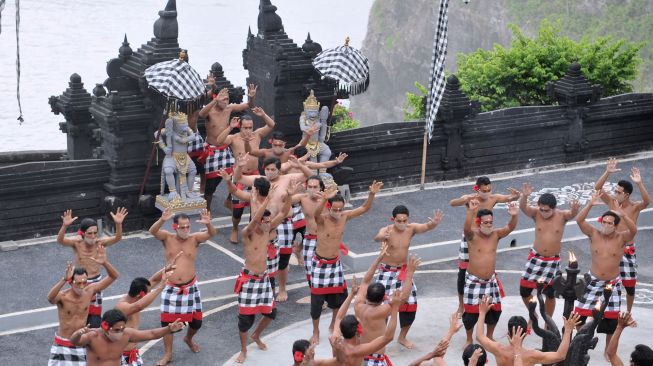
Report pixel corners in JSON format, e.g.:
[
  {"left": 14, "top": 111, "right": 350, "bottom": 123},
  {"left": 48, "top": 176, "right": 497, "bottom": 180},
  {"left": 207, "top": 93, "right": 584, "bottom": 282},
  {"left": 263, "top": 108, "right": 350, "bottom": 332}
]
[
  {"left": 310, "top": 254, "right": 347, "bottom": 295},
  {"left": 187, "top": 133, "right": 204, "bottom": 157},
  {"left": 621, "top": 244, "right": 637, "bottom": 288},
  {"left": 458, "top": 233, "right": 469, "bottom": 268},
  {"left": 575, "top": 272, "right": 621, "bottom": 319},
  {"left": 375, "top": 263, "right": 418, "bottom": 312},
  {"left": 277, "top": 218, "right": 293, "bottom": 255},
  {"left": 303, "top": 235, "right": 318, "bottom": 280},
  {"left": 202, "top": 143, "right": 235, "bottom": 179},
  {"left": 160, "top": 276, "right": 203, "bottom": 323},
  {"left": 121, "top": 349, "right": 143, "bottom": 366},
  {"left": 235, "top": 268, "right": 275, "bottom": 315},
  {"left": 48, "top": 334, "right": 86, "bottom": 366},
  {"left": 291, "top": 203, "right": 306, "bottom": 229},
  {"left": 463, "top": 272, "right": 503, "bottom": 313},
  {"left": 364, "top": 353, "right": 393, "bottom": 366},
  {"left": 520, "top": 248, "right": 561, "bottom": 289},
  {"left": 267, "top": 240, "right": 280, "bottom": 278},
  {"left": 87, "top": 273, "right": 102, "bottom": 317}
]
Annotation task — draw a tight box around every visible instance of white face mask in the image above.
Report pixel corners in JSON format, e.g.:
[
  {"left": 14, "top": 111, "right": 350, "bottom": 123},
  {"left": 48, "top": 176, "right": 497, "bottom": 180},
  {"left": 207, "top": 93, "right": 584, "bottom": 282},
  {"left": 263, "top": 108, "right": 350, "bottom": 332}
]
[
  {"left": 105, "top": 331, "right": 123, "bottom": 342},
  {"left": 478, "top": 192, "right": 491, "bottom": 200},
  {"left": 540, "top": 210, "right": 554, "bottom": 219},
  {"left": 177, "top": 231, "right": 190, "bottom": 240},
  {"left": 394, "top": 222, "right": 407, "bottom": 231},
  {"left": 265, "top": 170, "right": 279, "bottom": 181},
  {"left": 83, "top": 237, "right": 96, "bottom": 245},
  {"left": 330, "top": 211, "right": 342, "bottom": 220},
  {"left": 480, "top": 226, "right": 493, "bottom": 236},
  {"left": 615, "top": 194, "right": 626, "bottom": 204},
  {"left": 602, "top": 226, "right": 616, "bottom": 236}
]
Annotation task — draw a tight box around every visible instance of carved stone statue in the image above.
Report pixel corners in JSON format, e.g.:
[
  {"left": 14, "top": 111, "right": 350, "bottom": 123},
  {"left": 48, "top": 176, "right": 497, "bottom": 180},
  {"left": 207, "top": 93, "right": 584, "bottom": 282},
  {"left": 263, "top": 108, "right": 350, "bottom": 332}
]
[
  {"left": 155, "top": 112, "right": 206, "bottom": 210},
  {"left": 299, "top": 90, "right": 332, "bottom": 164}
]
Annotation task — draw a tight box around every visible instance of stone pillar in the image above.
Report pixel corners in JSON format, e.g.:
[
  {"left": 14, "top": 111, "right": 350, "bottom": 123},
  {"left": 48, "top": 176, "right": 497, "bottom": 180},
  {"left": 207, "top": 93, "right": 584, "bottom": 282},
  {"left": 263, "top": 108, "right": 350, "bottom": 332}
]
[
  {"left": 436, "top": 75, "right": 479, "bottom": 173},
  {"left": 49, "top": 74, "right": 99, "bottom": 160},
  {"left": 547, "top": 62, "right": 602, "bottom": 163}
]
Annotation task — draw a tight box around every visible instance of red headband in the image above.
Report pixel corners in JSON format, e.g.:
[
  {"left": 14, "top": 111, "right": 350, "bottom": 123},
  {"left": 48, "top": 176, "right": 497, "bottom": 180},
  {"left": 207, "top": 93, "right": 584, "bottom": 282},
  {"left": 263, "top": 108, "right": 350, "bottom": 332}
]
[
  {"left": 293, "top": 351, "right": 304, "bottom": 362},
  {"left": 138, "top": 290, "right": 145, "bottom": 298},
  {"left": 101, "top": 321, "right": 109, "bottom": 331},
  {"left": 325, "top": 201, "right": 332, "bottom": 210},
  {"left": 598, "top": 216, "right": 603, "bottom": 223},
  {"left": 475, "top": 217, "right": 481, "bottom": 225},
  {"left": 473, "top": 184, "right": 479, "bottom": 192},
  {"left": 172, "top": 223, "right": 178, "bottom": 230}
]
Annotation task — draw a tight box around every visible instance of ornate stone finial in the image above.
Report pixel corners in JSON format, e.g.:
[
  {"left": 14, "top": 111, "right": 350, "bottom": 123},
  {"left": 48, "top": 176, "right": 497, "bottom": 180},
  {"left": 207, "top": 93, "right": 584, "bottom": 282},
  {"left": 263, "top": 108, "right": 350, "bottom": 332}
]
[
  {"left": 179, "top": 49, "right": 188, "bottom": 62},
  {"left": 70, "top": 73, "right": 82, "bottom": 85},
  {"left": 247, "top": 26, "right": 253, "bottom": 39},
  {"left": 303, "top": 90, "right": 320, "bottom": 111},
  {"left": 546, "top": 62, "right": 601, "bottom": 106},
  {"left": 210, "top": 62, "right": 224, "bottom": 77},
  {"left": 257, "top": 0, "right": 283, "bottom": 35},
  {"left": 153, "top": 0, "right": 179, "bottom": 40},
  {"left": 119, "top": 34, "right": 133, "bottom": 59},
  {"left": 344, "top": 36, "right": 350, "bottom": 47},
  {"left": 302, "top": 32, "right": 322, "bottom": 57},
  {"left": 93, "top": 83, "right": 107, "bottom": 97}
]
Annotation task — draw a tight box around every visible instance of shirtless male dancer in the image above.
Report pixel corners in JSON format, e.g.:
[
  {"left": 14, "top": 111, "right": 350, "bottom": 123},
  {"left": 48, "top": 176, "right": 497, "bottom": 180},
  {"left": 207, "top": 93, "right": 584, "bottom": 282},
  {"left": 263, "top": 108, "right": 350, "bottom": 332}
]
[
  {"left": 215, "top": 108, "right": 275, "bottom": 244},
  {"left": 198, "top": 83, "right": 256, "bottom": 212},
  {"left": 235, "top": 154, "right": 313, "bottom": 302},
  {"left": 299, "top": 277, "right": 402, "bottom": 366},
  {"left": 575, "top": 190, "right": 637, "bottom": 352},
  {"left": 462, "top": 199, "right": 518, "bottom": 347},
  {"left": 114, "top": 256, "right": 180, "bottom": 366},
  {"left": 450, "top": 177, "right": 519, "bottom": 312},
  {"left": 519, "top": 183, "right": 579, "bottom": 316},
  {"left": 71, "top": 309, "right": 185, "bottom": 366},
  {"left": 57, "top": 208, "right": 128, "bottom": 327},
  {"left": 148, "top": 208, "right": 216, "bottom": 366},
  {"left": 310, "top": 181, "right": 383, "bottom": 344},
  {"left": 477, "top": 296, "right": 581, "bottom": 366},
  {"left": 356, "top": 243, "right": 420, "bottom": 366},
  {"left": 234, "top": 187, "right": 291, "bottom": 363},
  {"left": 372, "top": 205, "right": 443, "bottom": 349},
  {"left": 47, "top": 247, "right": 119, "bottom": 366},
  {"left": 594, "top": 158, "right": 650, "bottom": 312}
]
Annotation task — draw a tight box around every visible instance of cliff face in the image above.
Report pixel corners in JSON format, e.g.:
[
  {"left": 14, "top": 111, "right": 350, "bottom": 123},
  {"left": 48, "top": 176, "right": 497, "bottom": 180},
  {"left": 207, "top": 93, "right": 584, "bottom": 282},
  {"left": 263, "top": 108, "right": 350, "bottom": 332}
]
[
  {"left": 351, "top": 0, "right": 653, "bottom": 126},
  {"left": 351, "top": 0, "right": 512, "bottom": 125}
]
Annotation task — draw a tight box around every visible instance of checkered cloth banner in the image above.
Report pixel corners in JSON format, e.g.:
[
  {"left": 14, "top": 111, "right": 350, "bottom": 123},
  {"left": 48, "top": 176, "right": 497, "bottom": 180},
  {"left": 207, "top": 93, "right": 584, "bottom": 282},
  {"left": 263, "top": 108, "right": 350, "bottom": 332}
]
[
  {"left": 425, "top": 0, "right": 450, "bottom": 141},
  {"left": 144, "top": 59, "right": 205, "bottom": 101},
  {"left": 0, "top": 0, "right": 5, "bottom": 35},
  {"left": 312, "top": 44, "right": 370, "bottom": 95}
]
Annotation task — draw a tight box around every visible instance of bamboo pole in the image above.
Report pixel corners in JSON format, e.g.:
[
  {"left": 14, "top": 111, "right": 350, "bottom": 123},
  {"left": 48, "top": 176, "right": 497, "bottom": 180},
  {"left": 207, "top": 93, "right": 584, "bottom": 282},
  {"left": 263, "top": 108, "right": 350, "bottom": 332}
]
[{"left": 420, "top": 130, "right": 428, "bottom": 190}]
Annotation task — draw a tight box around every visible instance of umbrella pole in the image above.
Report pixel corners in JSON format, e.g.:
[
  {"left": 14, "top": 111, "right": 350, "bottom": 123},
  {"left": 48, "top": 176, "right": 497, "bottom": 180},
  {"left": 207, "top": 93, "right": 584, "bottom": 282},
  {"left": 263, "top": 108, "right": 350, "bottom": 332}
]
[
  {"left": 139, "top": 109, "right": 167, "bottom": 197},
  {"left": 420, "top": 130, "right": 428, "bottom": 190}
]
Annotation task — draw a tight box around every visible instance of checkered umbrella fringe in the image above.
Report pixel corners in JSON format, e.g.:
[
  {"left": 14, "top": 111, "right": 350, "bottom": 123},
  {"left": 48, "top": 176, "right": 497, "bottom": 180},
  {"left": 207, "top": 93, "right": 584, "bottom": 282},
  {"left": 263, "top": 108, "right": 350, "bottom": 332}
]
[
  {"left": 425, "top": 0, "right": 450, "bottom": 142},
  {"left": 312, "top": 45, "right": 370, "bottom": 96}
]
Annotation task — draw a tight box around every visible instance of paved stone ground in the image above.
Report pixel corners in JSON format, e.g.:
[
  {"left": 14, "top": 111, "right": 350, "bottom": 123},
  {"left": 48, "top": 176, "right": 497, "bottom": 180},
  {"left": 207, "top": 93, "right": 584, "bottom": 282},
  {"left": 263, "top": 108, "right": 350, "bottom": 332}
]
[{"left": 3, "top": 152, "right": 653, "bottom": 365}]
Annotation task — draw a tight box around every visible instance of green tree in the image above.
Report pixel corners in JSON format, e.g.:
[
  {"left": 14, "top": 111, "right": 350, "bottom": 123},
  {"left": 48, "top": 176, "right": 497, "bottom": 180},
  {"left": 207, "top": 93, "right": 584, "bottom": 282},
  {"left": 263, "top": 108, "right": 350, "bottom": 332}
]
[
  {"left": 456, "top": 20, "right": 644, "bottom": 112},
  {"left": 331, "top": 103, "right": 360, "bottom": 133},
  {"left": 403, "top": 81, "right": 428, "bottom": 120}
]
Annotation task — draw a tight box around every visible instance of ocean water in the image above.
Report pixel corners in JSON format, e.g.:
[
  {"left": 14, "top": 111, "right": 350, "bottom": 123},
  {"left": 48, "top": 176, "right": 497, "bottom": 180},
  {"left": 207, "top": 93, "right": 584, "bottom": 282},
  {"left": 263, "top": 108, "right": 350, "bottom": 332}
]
[{"left": 0, "top": 0, "right": 373, "bottom": 152}]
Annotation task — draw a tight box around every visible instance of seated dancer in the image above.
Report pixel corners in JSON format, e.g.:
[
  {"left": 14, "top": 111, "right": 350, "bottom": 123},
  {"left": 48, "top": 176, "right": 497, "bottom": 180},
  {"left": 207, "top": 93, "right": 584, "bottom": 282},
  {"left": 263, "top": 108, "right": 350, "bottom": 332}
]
[
  {"left": 298, "top": 277, "right": 402, "bottom": 366},
  {"left": 575, "top": 190, "right": 636, "bottom": 352},
  {"left": 114, "top": 256, "right": 180, "bottom": 366},
  {"left": 215, "top": 107, "right": 275, "bottom": 244},
  {"left": 291, "top": 175, "right": 327, "bottom": 284},
  {"left": 606, "top": 312, "right": 653, "bottom": 366},
  {"left": 477, "top": 296, "right": 581, "bottom": 366},
  {"left": 519, "top": 183, "right": 579, "bottom": 316},
  {"left": 47, "top": 247, "right": 119, "bottom": 366},
  {"left": 234, "top": 154, "right": 313, "bottom": 302},
  {"left": 148, "top": 208, "right": 216, "bottom": 366},
  {"left": 594, "top": 158, "right": 650, "bottom": 312},
  {"left": 450, "top": 177, "right": 520, "bottom": 313},
  {"left": 198, "top": 83, "right": 256, "bottom": 212},
  {"left": 310, "top": 181, "right": 383, "bottom": 344},
  {"left": 70, "top": 309, "right": 185, "bottom": 366},
  {"left": 234, "top": 187, "right": 291, "bottom": 364},
  {"left": 355, "top": 243, "right": 419, "bottom": 366},
  {"left": 407, "top": 312, "right": 463, "bottom": 366},
  {"left": 57, "top": 207, "right": 128, "bottom": 327},
  {"left": 462, "top": 199, "right": 518, "bottom": 347},
  {"left": 372, "top": 205, "right": 443, "bottom": 348}
]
